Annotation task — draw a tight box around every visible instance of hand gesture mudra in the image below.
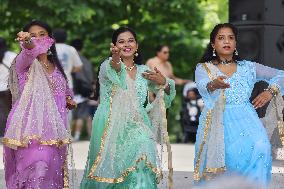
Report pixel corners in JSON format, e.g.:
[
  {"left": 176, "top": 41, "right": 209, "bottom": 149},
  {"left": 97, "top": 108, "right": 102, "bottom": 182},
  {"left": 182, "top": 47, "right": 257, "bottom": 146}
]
[
  {"left": 142, "top": 67, "right": 166, "bottom": 86},
  {"left": 110, "top": 43, "right": 121, "bottom": 63},
  {"left": 213, "top": 76, "right": 230, "bottom": 89},
  {"left": 16, "top": 31, "right": 31, "bottom": 42}
]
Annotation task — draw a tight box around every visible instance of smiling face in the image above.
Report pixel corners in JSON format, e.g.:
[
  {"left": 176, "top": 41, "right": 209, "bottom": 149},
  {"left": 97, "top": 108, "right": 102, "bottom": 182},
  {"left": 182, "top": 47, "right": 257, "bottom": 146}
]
[
  {"left": 211, "top": 27, "right": 236, "bottom": 59},
  {"left": 115, "top": 31, "right": 138, "bottom": 59},
  {"left": 28, "top": 25, "right": 49, "bottom": 39}
]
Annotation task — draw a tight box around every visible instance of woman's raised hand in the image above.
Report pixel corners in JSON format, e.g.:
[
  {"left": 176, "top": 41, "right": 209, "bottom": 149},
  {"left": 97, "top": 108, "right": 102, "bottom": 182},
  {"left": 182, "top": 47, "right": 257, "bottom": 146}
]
[
  {"left": 142, "top": 67, "right": 166, "bottom": 86},
  {"left": 110, "top": 43, "right": 121, "bottom": 71},
  {"left": 16, "top": 31, "right": 31, "bottom": 42}
]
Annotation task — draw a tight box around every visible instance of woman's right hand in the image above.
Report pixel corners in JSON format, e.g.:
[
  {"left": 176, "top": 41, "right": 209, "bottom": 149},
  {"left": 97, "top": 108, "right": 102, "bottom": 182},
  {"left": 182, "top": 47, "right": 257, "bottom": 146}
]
[
  {"left": 16, "top": 31, "right": 31, "bottom": 42},
  {"left": 16, "top": 31, "right": 34, "bottom": 49},
  {"left": 208, "top": 76, "right": 230, "bottom": 92},
  {"left": 110, "top": 43, "right": 121, "bottom": 71}
]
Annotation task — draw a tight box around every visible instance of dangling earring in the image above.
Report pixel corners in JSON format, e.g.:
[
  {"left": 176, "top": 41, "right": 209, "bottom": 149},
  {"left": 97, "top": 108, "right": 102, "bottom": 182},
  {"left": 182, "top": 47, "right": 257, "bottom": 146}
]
[
  {"left": 234, "top": 48, "right": 239, "bottom": 56},
  {"left": 47, "top": 48, "right": 52, "bottom": 55},
  {"left": 213, "top": 49, "right": 216, "bottom": 57},
  {"left": 135, "top": 50, "right": 138, "bottom": 57}
]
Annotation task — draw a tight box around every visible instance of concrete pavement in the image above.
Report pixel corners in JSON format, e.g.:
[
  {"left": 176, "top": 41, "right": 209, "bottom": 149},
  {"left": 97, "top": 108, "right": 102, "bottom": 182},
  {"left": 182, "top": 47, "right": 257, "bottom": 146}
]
[{"left": 1, "top": 142, "right": 284, "bottom": 188}]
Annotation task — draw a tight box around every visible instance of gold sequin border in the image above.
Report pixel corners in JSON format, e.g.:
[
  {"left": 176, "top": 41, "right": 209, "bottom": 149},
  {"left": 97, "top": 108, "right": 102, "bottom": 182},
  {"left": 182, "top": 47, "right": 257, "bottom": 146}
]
[
  {"left": 63, "top": 155, "right": 69, "bottom": 189},
  {"left": 194, "top": 63, "right": 226, "bottom": 181},
  {"left": 2, "top": 135, "right": 71, "bottom": 149},
  {"left": 88, "top": 154, "right": 162, "bottom": 183},
  {"left": 193, "top": 110, "right": 226, "bottom": 181},
  {"left": 87, "top": 87, "right": 163, "bottom": 184}
]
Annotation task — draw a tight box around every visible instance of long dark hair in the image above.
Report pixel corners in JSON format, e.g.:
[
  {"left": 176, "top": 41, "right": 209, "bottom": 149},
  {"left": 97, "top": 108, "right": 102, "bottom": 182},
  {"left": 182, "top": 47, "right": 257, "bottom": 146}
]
[
  {"left": 23, "top": 20, "right": 67, "bottom": 80},
  {"left": 0, "top": 37, "right": 8, "bottom": 63},
  {"left": 200, "top": 23, "right": 240, "bottom": 63}
]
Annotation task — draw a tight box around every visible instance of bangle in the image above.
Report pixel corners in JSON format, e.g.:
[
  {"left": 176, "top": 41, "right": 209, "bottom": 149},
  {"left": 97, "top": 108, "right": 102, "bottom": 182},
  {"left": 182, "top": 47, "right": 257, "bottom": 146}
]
[
  {"left": 265, "top": 85, "right": 280, "bottom": 97},
  {"left": 24, "top": 38, "right": 32, "bottom": 44},
  {"left": 66, "top": 96, "right": 72, "bottom": 100},
  {"left": 207, "top": 81, "right": 215, "bottom": 92}
]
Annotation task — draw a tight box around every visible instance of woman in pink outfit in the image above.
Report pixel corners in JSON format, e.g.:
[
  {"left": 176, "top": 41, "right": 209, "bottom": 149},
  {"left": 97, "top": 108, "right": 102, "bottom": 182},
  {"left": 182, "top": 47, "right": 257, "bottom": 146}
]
[{"left": 3, "top": 20, "right": 76, "bottom": 189}]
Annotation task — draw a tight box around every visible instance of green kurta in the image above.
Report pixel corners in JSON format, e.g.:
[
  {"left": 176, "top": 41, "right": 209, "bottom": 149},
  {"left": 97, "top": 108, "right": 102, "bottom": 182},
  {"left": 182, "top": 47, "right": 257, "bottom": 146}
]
[{"left": 80, "top": 58, "right": 176, "bottom": 189}]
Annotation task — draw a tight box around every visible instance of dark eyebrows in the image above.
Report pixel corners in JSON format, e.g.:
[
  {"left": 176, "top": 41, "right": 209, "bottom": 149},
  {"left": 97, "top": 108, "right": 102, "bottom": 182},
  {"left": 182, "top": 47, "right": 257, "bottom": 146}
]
[
  {"left": 30, "top": 31, "right": 46, "bottom": 35},
  {"left": 218, "top": 34, "right": 235, "bottom": 37},
  {"left": 117, "top": 37, "right": 135, "bottom": 42}
]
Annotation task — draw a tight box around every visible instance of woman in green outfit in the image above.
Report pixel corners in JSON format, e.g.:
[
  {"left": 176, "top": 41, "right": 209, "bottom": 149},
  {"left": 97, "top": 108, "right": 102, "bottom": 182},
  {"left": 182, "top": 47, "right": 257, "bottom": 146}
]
[{"left": 80, "top": 27, "right": 176, "bottom": 188}]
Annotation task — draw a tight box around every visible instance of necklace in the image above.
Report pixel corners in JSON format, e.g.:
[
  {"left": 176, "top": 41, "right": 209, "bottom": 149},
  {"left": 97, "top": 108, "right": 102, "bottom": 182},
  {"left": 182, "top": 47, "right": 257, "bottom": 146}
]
[
  {"left": 42, "top": 61, "right": 49, "bottom": 69},
  {"left": 218, "top": 58, "right": 234, "bottom": 65},
  {"left": 123, "top": 58, "right": 136, "bottom": 71},
  {"left": 125, "top": 65, "right": 135, "bottom": 71}
]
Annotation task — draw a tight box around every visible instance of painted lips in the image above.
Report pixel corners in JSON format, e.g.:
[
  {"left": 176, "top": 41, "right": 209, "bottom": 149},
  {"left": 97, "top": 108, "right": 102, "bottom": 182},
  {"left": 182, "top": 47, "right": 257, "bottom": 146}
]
[
  {"left": 223, "top": 46, "right": 231, "bottom": 50},
  {"left": 123, "top": 48, "right": 132, "bottom": 52}
]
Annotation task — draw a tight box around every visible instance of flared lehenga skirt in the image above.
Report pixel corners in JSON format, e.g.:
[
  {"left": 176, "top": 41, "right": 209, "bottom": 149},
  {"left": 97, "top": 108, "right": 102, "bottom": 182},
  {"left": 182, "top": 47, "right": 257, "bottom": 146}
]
[
  {"left": 4, "top": 141, "right": 67, "bottom": 188},
  {"left": 80, "top": 104, "right": 159, "bottom": 189},
  {"left": 195, "top": 103, "right": 271, "bottom": 187}
]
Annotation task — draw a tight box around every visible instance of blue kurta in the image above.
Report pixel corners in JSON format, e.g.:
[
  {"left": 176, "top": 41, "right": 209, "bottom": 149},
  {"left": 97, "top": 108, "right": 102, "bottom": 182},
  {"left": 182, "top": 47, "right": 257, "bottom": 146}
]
[{"left": 194, "top": 60, "right": 284, "bottom": 187}]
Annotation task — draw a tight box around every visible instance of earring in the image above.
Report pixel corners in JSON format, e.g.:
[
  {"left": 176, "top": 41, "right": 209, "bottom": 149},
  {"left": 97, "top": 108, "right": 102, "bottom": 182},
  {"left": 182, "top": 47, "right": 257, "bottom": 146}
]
[
  {"left": 135, "top": 50, "right": 138, "bottom": 57},
  {"left": 213, "top": 49, "right": 216, "bottom": 57},
  {"left": 47, "top": 48, "right": 52, "bottom": 55},
  {"left": 234, "top": 49, "right": 239, "bottom": 56}
]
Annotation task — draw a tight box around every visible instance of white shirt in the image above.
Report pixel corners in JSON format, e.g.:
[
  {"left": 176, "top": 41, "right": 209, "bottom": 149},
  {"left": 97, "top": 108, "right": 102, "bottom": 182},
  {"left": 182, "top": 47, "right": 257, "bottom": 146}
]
[
  {"left": 55, "top": 43, "right": 83, "bottom": 88},
  {"left": 0, "top": 51, "right": 17, "bottom": 91}
]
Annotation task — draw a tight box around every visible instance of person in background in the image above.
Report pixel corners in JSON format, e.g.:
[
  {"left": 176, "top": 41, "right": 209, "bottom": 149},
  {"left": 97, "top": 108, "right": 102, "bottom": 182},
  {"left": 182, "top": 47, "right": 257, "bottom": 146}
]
[
  {"left": 146, "top": 44, "right": 190, "bottom": 85},
  {"left": 71, "top": 39, "right": 95, "bottom": 141},
  {"left": 0, "top": 38, "right": 17, "bottom": 138},
  {"left": 86, "top": 80, "right": 99, "bottom": 138},
  {"left": 53, "top": 29, "right": 83, "bottom": 128},
  {"left": 180, "top": 82, "right": 203, "bottom": 143}
]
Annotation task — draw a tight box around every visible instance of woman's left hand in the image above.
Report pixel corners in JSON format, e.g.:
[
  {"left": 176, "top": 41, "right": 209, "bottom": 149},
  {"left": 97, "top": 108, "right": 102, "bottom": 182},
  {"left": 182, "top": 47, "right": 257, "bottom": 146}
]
[
  {"left": 252, "top": 91, "right": 273, "bottom": 109},
  {"left": 142, "top": 67, "right": 166, "bottom": 86},
  {"left": 66, "top": 99, "right": 77, "bottom": 110}
]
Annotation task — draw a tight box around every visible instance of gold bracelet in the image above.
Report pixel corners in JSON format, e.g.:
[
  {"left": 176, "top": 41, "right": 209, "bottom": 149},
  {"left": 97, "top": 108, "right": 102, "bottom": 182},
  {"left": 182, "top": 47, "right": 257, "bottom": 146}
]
[
  {"left": 24, "top": 38, "right": 32, "bottom": 44},
  {"left": 66, "top": 96, "right": 72, "bottom": 100},
  {"left": 207, "top": 81, "right": 215, "bottom": 92},
  {"left": 265, "top": 85, "right": 280, "bottom": 97}
]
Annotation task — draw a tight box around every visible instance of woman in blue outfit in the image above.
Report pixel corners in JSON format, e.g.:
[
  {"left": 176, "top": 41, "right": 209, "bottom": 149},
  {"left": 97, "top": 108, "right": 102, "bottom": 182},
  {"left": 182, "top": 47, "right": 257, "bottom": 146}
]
[{"left": 194, "top": 23, "right": 284, "bottom": 188}]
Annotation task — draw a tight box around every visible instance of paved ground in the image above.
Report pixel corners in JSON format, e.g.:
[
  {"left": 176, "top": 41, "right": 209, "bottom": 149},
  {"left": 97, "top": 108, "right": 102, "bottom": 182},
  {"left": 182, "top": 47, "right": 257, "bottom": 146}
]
[{"left": 1, "top": 142, "right": 284, "bottom": 188}]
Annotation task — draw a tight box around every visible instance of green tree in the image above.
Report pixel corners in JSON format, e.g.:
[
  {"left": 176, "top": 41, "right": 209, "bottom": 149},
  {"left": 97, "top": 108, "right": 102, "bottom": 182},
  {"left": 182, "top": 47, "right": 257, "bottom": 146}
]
[{"left": 0, "top": 0, "right": 228, "bottom": 141}]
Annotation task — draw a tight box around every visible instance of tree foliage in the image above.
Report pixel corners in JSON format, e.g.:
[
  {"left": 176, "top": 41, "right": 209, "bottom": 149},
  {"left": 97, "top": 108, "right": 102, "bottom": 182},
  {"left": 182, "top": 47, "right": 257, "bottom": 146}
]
[{"left": 0, "top": 0, "right": 228, "bottom": 141}]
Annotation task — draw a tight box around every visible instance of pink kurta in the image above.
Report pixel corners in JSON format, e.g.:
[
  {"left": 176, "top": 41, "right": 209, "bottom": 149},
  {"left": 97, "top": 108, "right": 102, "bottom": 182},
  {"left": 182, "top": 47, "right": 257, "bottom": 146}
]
[{"left": 4, "top": 39, "right": 72, "bottom": 189}]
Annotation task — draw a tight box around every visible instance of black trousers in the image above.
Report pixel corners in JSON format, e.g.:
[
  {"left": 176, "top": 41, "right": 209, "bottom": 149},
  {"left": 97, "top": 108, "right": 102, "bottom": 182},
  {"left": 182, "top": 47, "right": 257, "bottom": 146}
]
[{"left": 0, "top": 90, "right": 12, "bottom": 137}]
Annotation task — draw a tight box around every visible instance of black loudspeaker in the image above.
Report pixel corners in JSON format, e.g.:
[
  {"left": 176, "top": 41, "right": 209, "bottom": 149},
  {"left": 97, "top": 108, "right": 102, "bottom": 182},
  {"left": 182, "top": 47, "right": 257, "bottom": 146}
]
[
  {"left": 237, "top": 25, "right": 284, "bottom": 70},
  {"left": 229, "top": 0, "right": 284, "bottom": 26},
  {"left": 229, "top": 0, "right": 284, "bottom": 117}
]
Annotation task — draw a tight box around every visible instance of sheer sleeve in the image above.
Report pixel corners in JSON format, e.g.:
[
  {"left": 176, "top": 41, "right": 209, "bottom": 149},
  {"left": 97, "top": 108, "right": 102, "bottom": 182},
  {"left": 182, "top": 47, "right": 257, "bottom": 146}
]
[
  {"left": 99, "top": 57, "right": 127, "bottom": 90},
  {"left": 195, "top": 64, "right": 220, "bottom": 109},
  {"left": 254, "top": 62, "right": 284, "bottom": 95},
  {"left": 65, "top": 84, "right": 74, "bottom": 97},
  {"left": 15, "top": 44, "right": 38, "bottom": 74},
  {"left": 16, "top": 37, "right": 54, "bottom": 74}
]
